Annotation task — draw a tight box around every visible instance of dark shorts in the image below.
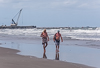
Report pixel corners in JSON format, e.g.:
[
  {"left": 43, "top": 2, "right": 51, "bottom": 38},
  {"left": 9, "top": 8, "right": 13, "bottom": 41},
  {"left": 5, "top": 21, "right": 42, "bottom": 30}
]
[
  {"left": 55, "top": 40, "right": 60, "bottom": 46},
  {"left": 42, "top": 38, "right": 47, "bottom": 44}
]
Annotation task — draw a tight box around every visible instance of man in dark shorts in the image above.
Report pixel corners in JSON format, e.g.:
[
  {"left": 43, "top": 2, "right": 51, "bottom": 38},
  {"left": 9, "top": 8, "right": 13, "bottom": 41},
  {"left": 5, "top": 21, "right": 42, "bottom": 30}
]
[
  {"left": 40, "top": 29, "right": 49, "bottom": 53},
  {"left": 53, "top": 30, "right": 63, "bottom": 52}
]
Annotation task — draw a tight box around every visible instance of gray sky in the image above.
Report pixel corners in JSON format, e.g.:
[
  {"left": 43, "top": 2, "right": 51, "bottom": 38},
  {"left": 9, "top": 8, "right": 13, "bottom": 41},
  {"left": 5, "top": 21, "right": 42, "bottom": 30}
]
[{"left": 0, "top": 0, "right": 100, "bottom": 27}]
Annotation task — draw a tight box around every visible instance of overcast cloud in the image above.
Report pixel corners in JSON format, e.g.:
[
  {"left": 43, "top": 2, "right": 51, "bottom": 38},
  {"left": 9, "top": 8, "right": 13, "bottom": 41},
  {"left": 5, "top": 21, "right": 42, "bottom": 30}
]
[
  {"left": 0, "top": 0, "right": 100, "bottom": 9},
  {"left": 0, "top": 0, "right": 100, "bottom": 27}
]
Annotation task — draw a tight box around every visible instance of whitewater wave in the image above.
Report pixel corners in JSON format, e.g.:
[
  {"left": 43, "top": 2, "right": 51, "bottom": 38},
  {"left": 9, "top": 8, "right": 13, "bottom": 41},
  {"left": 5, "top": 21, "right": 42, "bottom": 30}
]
[{"left": 0, "top": 28, "right": 100, "bottom": 41}]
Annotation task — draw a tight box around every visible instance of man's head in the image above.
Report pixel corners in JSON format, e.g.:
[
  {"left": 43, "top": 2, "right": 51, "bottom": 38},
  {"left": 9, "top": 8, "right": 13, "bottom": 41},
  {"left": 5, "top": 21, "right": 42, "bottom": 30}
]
[
  {"left": 43, "top": 29, "right": 46, "bottom": 33},
  {"left": 57, "top": 30, "right": 60, "bottom": 33}
]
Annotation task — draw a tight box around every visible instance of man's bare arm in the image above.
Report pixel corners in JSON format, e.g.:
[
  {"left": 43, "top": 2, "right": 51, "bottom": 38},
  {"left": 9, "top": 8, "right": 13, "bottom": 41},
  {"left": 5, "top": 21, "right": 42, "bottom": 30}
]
[
  {"left": 40, "top": 33, "right": 43, "bottom": 37},
  {"left": 61, "top": 36, "right": 63, "bottom": 42},
  {"left": 47, "top": 34, "right": 49, "bottom": 41}
]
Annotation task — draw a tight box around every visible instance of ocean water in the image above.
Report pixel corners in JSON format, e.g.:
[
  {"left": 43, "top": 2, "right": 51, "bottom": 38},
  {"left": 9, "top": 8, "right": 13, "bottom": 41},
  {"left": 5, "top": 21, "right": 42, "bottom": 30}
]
[{"left": 0, "top": 27, "right": 100, "bottom": 41}]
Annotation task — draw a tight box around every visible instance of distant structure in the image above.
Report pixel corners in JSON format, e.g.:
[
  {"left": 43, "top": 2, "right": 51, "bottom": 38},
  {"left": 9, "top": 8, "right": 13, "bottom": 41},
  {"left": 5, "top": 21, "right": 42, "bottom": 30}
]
[
  {"left": 0, "top": 9, "right": 36, "bottom": 29},
  {"left": 11, "top": 9, "right": 22, "bottom": 26}
]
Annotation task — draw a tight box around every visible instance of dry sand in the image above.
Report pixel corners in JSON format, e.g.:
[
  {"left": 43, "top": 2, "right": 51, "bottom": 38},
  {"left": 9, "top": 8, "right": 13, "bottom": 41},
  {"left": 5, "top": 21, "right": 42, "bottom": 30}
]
[{"left": 0, "top": 47, "right": 94, "bottom": 68}]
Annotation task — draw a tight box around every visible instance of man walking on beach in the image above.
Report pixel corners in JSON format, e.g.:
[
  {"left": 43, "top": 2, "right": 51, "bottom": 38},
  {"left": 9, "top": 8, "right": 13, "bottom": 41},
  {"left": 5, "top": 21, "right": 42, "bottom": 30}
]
[
  {"left": 53, "top": 30, "right": 63, "bottom": 52},
  {"left": 41, "top": 29, "right": 49, "bottom": 53}
]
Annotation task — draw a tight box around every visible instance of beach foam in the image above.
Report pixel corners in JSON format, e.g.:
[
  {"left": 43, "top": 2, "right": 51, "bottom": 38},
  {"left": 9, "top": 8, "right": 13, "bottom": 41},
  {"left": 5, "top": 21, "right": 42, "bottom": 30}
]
[{"left": 0, "top": 28, "right": 100, "bottom": 41}]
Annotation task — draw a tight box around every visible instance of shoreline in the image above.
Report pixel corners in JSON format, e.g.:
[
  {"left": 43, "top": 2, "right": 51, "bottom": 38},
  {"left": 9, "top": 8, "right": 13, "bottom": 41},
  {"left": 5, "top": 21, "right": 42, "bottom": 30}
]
[
  {"left": 0, "top": 47, "right": 94, "bottom": 68},
  {"left": 0, "top": 34, "right": 100, "bottom": 68}
]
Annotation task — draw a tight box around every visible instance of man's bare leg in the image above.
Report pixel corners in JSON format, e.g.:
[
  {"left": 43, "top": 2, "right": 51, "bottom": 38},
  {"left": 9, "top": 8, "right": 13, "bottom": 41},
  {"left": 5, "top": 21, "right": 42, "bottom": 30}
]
[
  {"left": 43, "top": 44, "right": 46, "bottom": 53},
  {"left": 56, "top": 45, "right": 59, "bottom": 52},
  {"left": 43, "top": 43, "right": 48, "bottom": 53},
  {"left": 45, "top": 42, "right": 48, "bottom": 48},
  {"left": 57, "top": 45, "right": 59, "bottom": 52},
  {"left": 56, "top": 45, "right": 57, "bottom": 52}
]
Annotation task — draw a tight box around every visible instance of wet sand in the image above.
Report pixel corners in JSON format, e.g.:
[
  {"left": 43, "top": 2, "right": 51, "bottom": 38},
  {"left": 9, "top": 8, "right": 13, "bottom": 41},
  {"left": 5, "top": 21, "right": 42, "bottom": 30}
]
[
  {"left": 0, "top": 35, "right": 99, "bottom": 68},
  {"left": 0, "top": 47, "right": 94, "bottom": 68}
]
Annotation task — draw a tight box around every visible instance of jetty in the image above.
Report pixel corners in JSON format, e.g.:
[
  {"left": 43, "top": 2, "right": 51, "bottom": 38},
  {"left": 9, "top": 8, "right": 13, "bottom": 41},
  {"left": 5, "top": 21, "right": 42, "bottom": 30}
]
[
  {"left": 36, "top": 26, "right": 97, "bottom": 30},
  {"left": 0, "top": 26, "right": 36, "bottom": 29}
]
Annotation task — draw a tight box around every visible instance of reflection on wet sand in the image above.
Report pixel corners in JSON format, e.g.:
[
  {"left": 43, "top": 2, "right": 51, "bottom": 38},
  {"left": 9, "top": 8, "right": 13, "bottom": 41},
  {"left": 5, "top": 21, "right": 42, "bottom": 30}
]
[
  {"left": 55, "top": 52, "right": 59, "bottom": 60},
  {"left": 43, "top": 52, "right": 47, "bottom": 59}
]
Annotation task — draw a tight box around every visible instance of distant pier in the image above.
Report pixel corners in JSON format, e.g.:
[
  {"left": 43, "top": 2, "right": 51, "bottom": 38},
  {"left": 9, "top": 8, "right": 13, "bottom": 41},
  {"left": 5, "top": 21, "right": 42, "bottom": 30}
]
[
  {"left": 36, "top": 27, "right": 97, "bottom": 30},
  {"left": 0, "top": 26, "right": 36, "bottom": 29},
  {"left": 0, "top": 26, "right": 97, "bottom": 30}
]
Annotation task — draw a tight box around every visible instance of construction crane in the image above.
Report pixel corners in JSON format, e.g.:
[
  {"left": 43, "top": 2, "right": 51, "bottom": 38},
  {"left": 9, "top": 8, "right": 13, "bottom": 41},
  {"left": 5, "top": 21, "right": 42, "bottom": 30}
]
[{"left": 11, "top": 9, "right": 22, "bottom": 26}]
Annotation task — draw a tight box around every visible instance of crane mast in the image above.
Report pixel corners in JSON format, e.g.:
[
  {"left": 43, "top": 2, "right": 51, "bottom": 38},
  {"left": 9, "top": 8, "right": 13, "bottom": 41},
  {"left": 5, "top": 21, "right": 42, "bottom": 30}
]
[{"left": 11, "top": 9, "right": 22, "bottom": 26}]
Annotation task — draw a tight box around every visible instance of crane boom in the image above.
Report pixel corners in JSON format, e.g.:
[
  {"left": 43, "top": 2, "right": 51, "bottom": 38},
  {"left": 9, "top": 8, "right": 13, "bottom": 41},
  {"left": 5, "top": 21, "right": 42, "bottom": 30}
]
[
  {"left": 11, "top": 9, "right": 22, "bottom": 26},
  {"left": 16, "top": 9, "right": 22, "bottom": 25}
]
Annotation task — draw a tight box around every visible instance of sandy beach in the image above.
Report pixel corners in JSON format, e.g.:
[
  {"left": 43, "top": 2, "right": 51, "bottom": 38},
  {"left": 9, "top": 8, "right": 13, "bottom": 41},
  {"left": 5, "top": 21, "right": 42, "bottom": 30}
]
[{"left": 0, "top": 47, "right": 94, "bottom": 68}]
